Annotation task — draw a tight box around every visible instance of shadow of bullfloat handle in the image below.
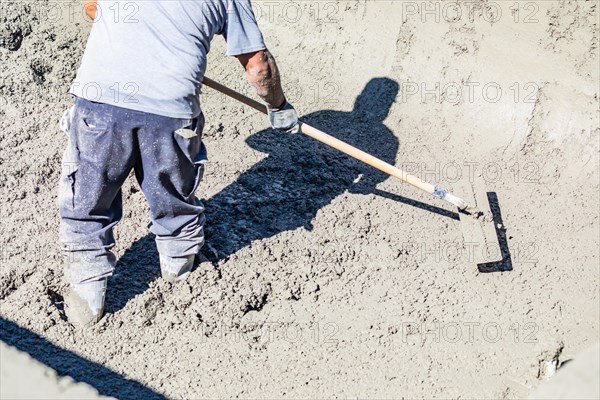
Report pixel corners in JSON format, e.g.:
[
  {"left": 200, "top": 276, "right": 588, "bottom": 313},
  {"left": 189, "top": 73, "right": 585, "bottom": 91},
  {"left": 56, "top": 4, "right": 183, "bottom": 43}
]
[{"left": 202, "top": 76, "right": 506, "bottom": 265}]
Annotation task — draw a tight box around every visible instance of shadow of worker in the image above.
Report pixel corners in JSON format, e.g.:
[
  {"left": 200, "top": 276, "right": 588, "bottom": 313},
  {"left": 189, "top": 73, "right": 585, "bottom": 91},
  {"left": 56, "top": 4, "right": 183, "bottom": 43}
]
[
  {"left": 202, "top": 77, "right": 400, "bottom": 261},
  {"left": 106, "top": 78, "right": 399, "bottom": 312}
]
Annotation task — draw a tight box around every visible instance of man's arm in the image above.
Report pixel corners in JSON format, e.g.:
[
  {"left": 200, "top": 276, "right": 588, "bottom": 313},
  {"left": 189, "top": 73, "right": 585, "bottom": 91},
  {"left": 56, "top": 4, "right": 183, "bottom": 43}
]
[
  {"left": 236, "top": 50, "right": 298, "bottom": 131},
  {"left": 236, "top": 50, "right": 285, "bottom": 109},
  {"left": 84, "top": 0, "right": 97, "bottom": 20}
]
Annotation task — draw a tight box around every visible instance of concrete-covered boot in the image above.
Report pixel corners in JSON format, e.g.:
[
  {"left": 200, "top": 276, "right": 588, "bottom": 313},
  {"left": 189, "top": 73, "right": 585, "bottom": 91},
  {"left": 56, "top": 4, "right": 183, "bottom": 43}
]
[
  {"left": 64, "top": 279, "right": 107, "bottom": 327},
  {"left": 160, "top": 254, "right": 195, "bottom": 282}
]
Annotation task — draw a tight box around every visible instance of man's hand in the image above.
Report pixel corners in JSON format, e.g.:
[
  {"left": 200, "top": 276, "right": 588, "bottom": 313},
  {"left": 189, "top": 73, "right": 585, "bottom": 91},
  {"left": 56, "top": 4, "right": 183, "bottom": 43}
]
[
  {"left": 237, "top": 50, "right": 299, "bottom": 132},
  {"left": 267, "top": 101, "right": 299, "bottom": 132}
]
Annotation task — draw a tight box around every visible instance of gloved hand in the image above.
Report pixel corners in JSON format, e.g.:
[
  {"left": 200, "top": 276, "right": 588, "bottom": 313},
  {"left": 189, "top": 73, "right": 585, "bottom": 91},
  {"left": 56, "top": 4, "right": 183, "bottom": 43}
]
[{"left": 267, "top": 101, "right": 299, "bottom": 133}]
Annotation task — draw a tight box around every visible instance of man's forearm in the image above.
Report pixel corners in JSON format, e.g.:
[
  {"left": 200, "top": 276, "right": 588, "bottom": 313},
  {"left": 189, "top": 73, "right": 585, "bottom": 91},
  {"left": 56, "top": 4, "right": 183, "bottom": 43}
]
[
  {"left": 244, "top": 50, "right": 286, "bottom": 109},
  {"left": 236, "top": 49, "right": 298, "bottom": 131}
]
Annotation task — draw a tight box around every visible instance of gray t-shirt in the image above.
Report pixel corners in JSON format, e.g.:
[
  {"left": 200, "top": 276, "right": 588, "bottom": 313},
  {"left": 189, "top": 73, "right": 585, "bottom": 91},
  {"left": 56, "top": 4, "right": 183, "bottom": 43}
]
[{"left": 70, "top": 0, "right": 266, "bottom": 118}]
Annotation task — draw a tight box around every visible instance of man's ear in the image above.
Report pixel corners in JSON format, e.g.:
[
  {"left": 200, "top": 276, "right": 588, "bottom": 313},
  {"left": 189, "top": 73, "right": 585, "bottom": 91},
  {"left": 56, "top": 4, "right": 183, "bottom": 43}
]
[{"left": 84, "top": 0, "right": 97, "bottom": 20}]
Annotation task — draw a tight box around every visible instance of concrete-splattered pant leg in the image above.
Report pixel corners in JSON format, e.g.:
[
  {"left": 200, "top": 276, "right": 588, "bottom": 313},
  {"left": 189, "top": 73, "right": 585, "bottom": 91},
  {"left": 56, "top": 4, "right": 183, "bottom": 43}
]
[{"left": 59, "top": 97, "right": 206, "bottom": 284}]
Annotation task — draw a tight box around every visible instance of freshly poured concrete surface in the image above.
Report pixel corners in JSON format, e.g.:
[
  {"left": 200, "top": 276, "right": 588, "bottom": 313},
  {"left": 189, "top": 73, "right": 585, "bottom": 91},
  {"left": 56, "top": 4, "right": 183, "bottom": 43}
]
[{"left": 0, "top": 0, "right": 598, "bottom": 398}]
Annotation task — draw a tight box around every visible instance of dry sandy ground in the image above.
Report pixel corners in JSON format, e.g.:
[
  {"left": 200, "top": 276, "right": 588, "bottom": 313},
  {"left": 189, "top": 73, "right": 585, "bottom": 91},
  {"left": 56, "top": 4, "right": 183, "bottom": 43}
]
[{"left": 1, "top": 0, "right": 599, "bottom": 398}]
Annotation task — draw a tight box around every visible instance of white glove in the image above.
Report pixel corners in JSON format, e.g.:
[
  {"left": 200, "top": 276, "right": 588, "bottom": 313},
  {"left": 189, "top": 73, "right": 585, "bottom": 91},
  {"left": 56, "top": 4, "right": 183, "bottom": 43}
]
[{"left": 267, "top": 101, "right": 299, "bottom": 133}]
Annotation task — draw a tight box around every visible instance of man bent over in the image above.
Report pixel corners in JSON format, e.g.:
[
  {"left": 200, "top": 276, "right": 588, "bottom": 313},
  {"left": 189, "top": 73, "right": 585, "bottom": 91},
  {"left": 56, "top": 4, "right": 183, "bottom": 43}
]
[{"left": 59, "top": 0, "right": 298, "bottom": 326}]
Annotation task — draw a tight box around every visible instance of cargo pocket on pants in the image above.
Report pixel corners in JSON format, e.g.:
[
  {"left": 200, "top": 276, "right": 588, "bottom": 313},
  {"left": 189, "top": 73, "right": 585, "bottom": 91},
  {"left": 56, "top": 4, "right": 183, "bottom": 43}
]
[
  {"left": 59, "top": 135, "right": 80, "bottom": 210},
  {"left": 174, "top": 116, "right": 207, "bottom": 202},
  {"left": 188, "top": 159, "right": 206, "bottom": 202}
]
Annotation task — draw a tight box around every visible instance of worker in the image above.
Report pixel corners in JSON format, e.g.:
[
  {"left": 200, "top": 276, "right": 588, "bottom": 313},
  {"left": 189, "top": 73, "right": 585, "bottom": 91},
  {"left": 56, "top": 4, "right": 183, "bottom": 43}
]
[{"left": 59, "top": 0, "right": 298, "bottom": 326}]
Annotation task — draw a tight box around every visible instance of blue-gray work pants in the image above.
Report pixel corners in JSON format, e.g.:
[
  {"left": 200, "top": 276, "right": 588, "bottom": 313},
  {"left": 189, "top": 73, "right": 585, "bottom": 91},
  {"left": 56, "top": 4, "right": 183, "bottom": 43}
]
[{"left": 59, "top": 97, "right": 206, "bottom": 284}]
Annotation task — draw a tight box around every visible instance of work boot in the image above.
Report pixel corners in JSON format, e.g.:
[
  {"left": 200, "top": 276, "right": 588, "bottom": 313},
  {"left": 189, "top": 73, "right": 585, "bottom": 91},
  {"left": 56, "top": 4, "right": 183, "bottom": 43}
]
[
  {"left": 160, "top": 254, "right": 195, "bottom": 282},
  {"left": 64, "top": 279, "right": 107, "bottom": 327}
]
